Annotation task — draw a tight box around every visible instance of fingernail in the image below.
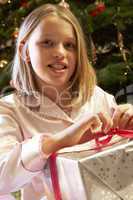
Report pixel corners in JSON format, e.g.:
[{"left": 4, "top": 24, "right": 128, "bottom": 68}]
[{"left": 104, "top": 127, "right": 109, "bottom": 134}]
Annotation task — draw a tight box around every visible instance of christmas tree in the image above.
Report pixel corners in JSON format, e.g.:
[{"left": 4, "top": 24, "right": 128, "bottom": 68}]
[
  {"left": 0, "top": 0, "right": 133, "bottom": 104},
  {"left": 0, "top": 1, "right": 133, "bottom": 199}
]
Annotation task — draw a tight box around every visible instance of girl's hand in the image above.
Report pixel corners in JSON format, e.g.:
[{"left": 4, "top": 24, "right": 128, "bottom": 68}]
[
  {"left": 42, "top": 112, "right": 113, "bottom": 155},
  {"left": 78, "top": 112, "right": 113, "bottom": 144},
  {"left": 112, "top": 104, "right": 133, "bottom": 129},
  {"left": 97, "top": 112, "right": 113, "bottom": 133},
  {"left": 42, "top": 114, "right": 104, "bottom": 155},
  {"left": 54, "top": 114, "right": 102, "bottom": 148}
]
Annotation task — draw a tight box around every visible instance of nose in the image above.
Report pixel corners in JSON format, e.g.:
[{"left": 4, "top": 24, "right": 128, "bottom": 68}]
[{"left": 53, "top": 43, "right": 65, "bottom": 60}]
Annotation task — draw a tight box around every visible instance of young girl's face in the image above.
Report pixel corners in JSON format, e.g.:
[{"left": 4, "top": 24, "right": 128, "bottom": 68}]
[{"left": 27, "top": 15, "right": 77, "bottom": 92}]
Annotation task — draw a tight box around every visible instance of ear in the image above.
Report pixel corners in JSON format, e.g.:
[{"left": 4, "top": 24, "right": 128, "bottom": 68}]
[
  {"left": 19, "top": 40, "right": 25, "bottom": 55},
  {"left": 19, "top": 40, "right": 30, "bottom": 63},
  {"left": 26, "top": 48, "right": 30, "bottom": 63}
]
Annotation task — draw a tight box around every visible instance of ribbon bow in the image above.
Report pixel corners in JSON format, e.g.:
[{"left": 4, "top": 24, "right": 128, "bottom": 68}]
[{"left": 95, "top": 128, "right": 133, "bottom": 148}]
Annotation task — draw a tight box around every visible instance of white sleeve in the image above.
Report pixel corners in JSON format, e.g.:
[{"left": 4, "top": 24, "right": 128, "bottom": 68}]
[
  {"left": 91, "top": 86, "right": 117, "bottom": 116},
  {"left": 103, "top": 90, "right": 117, "bottom": 115},
  {"left": 0, "top": 102, "right": 49, "bottom": 195}
]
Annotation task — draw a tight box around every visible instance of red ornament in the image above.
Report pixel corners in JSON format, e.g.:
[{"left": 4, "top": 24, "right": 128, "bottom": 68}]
[
  {"left": 96, "top": 2, "right": 106, "bottom": 13},
  {"left": 20, "top": 0, "right": 29, "bottom": 8},
  {"left": 89, "top": 2, "right": 106, "bottom": 17},
  {"left": 89, "top": 10, "right": 99, "bottom": 17}
]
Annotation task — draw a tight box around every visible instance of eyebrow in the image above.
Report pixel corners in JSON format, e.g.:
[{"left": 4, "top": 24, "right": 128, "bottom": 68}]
[
  {"left": 42, "top": 34, "right": 76, "bottom": 42},
  {"left": 66, "top": 37, "right": 76, "bottom": 42},
  {"left": 43, "top": 33, "right": 54, "bottom": 37}
]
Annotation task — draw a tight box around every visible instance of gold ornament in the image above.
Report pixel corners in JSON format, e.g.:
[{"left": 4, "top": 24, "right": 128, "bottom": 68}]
[
  {"left": 12, "top": 27, "right": 19, "bottom": 39},
  {"left": 59, "top": 0, "right": 70, "bottom": 9},
  {"left": 0, "top": 0, "right": 9, "bottom": 4},
  {"left": 0, "top": 60, "right": 8, "bottom": 68}
]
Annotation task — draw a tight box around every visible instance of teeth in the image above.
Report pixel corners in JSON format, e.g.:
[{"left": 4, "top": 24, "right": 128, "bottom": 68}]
[
  {"left": 53, "top": 64, "right": 64, "bottom": 69},
  {"left": 48, "top": 64, "right": 66, "bottom": 70}
]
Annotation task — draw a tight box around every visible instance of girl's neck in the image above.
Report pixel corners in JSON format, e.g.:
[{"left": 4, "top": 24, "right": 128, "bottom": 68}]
[
  {"left": 35, "top": 76, "right": 72, "bottom": 108},
  {"left": 44, "top": 86, "right": 72, "bottom": 108},
  {"left": 43, "top": 86, "right": 72, "bottom": 117}
]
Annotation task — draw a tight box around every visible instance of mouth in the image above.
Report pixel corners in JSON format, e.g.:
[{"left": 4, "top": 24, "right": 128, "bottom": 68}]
[{"left": 48, "top": 63, "right": 67, "bottom": 70}]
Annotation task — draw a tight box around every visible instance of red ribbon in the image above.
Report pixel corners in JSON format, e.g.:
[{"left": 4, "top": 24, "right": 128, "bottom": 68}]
[
  {"left": 49, "top": 128, "right": 133, "bottom": 200},
  {"left": 49, "top": 152, "right": 62, "bottom": 200},
  {"left": 94, "top": 128, "right": 133, "bottom": 148}
]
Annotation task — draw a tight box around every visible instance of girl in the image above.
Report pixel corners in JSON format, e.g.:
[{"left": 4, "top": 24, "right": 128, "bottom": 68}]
[{"left": 0, "top": 3, "right": 132, "bottom": 200}]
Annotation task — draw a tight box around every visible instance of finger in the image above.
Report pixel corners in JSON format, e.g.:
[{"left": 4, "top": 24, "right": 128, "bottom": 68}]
[
  {"left": 88, "top": 115, "right": 101, "bottom": 131},
  {"left": 112, "top": 110, "right": 123, "bottom": 128},
  {"left": 76, "top": 114, "right": 101, "bottom": 134},
  {"left": 112, "top": 104, "right": 133, "bottom": 128},
  {"left": 119, "top": 109, "right": 133, "bottom": 129},
  {"left": 127, "top": 117, "right": 133, "bottom": 130},
  {"left": 112, "top": 105, "right": 129, "bottom": 128},
  {"left": 98, "top": 112, "right": 113, "bottom": 133}
]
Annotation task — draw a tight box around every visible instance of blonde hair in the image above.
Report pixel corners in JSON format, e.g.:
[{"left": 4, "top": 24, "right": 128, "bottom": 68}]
[{"left": 12, "top": 3, "right": 96, "bottom": 107}]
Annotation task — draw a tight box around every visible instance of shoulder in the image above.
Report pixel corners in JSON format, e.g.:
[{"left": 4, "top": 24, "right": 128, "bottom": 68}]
[
  {"left": 87, "top": 86, "right": 117, "bottom": 114},
  {"left": 93, "top": 86, "right": 115, "bottom": 101},
  {"left": 0, "top": 93, "right": 15, "bottom": 104},
  {"left": 0, "top": 93, "right": 16, "bottom": 113}
]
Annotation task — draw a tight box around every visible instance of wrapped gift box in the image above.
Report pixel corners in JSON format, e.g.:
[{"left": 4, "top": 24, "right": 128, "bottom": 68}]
[{"left": 52, "top": 138, "right": 133, "bottom": 200}]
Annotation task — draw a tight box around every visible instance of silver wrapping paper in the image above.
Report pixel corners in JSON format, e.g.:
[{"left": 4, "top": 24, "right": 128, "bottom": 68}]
[{"left": 56, "top": 139, "right": 133, "bottom": 200}]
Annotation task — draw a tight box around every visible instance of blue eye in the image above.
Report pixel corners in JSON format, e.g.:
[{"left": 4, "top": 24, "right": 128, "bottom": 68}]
[
  {"left": 42, "top": 39, "right": 55, "bottom": 47},
  {"left": 65, "top": 42, "right": 76, "bottom": 50}
]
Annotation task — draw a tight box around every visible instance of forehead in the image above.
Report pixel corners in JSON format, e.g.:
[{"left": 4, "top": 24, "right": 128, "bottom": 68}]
[{"left": 32, "top": 15, "right": 76, "bottom": 39}]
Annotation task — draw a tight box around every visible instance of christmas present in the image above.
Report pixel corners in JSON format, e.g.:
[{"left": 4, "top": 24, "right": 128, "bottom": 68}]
[{"left": 49, "top": 129, "right": 133, "bottom": 200}]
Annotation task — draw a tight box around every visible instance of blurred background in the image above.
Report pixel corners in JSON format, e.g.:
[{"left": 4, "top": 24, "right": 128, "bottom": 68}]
[
  {"left": 0, "top": 1, "right": 133, "bottom": 199},
  {"left": 0, "top": 0, "right": 133, "bottom": 104}
]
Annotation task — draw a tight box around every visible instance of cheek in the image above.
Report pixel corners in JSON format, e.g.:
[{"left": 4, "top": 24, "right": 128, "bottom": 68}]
[
  {"left": 29, "top": 51, "right": 43, "bottom": 67},
  {"left": 28, "top": 44, "right": 43, "bottom": 62},
  {"left": 74, "top": 54, "right": 77, "bottom": 66},
  {"left": 70, "top": 53, "right": 77, "bottom": 69},
  {"left": 68, "top": 56, "right": 77, "bottom": 79},
  {"left": 68, "top": 53, "right": 77, "bottom": 66}
]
